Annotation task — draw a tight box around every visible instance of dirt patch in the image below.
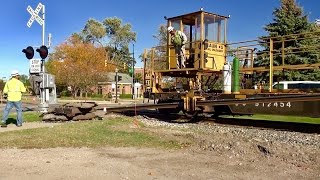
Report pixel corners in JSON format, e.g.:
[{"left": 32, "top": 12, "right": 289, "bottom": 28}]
[
  {"left": 0, "top": 146, "right": 318, "bottom": 180},
  {"left": 0, "top": 120, "right": 319, "bottom": 179}
]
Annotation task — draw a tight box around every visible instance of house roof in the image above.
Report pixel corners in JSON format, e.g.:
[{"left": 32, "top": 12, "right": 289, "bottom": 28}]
[{"left": 99, "top": 72, "right": 133, "bottom": 85}]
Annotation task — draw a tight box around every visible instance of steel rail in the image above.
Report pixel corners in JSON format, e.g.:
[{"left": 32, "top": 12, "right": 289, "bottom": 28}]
[
  {"left": 102, "top": 102, "right": 179, "bottom": 112},
  {"left": 101, "top": 94, "right": 320, "bottom": 114},
  {"left": 197, "top": 94, "right": 320, "bottom": 106}
]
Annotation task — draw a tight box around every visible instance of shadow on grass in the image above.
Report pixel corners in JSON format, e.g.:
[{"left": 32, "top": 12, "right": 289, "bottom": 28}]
[{"left": 5, "top": 118, "right": 17, "bottom": 125}]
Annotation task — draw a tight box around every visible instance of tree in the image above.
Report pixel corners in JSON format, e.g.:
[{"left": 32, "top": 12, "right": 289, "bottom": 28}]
[
  {"left": 0, "top": 80, "right": 5, "bottom": 93},
  {"left": 141, "top": 24, "right": 168, "bottom": 72},
  {"left": 82, "top": 19, "right": 106, "bottom": 44},
  {"left": 46, "top": 35, "right": 106, "bottom": 98},
  {"left": 82, "top": 17, "right": 136, "bottom": 72},
  {"left": 264, "top": 0, "right": 311, "bottom": 37},
  {"left": 134, "top": 72, "right": 143, "bottom": 83},
  {"left": 18, "top": 74, "right": 32, "bottom": 94},
  {"left": 153, "top": 24, "right": 168, "bottom": 50},
  {"left": 47, "top": 17, "right": 137, "bottom": 97},
  {"left": 19, "top": 74, "right": 30, "bottom": 86},
  {"left": 255, "top": 0, "right": 320, "bottom": 81}
]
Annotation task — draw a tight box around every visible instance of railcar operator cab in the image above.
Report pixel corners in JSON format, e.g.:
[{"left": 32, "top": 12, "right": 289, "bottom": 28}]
[{"left": 167, "top": 10, "right": 228, "bottom": 71}]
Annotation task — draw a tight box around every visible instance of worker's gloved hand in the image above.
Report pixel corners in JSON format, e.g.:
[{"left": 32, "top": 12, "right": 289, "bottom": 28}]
[{"left": 3, "top": 93, "right": 7, "bottom": 99}]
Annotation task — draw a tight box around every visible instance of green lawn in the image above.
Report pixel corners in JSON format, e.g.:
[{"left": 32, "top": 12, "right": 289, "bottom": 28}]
[
  {"left": 0, "top": 111, "right": 318, "bottom": 149},
  {"left": 0, "top": 117, "right": 183, "bottom": 149},
  {"left": 0, "top": 111, "right": 42, "bottom": 123}
]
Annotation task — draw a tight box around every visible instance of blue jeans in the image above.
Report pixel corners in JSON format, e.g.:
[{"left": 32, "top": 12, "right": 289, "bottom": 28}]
[{"left": 2, "top": 101, "right": 23, "bottom": 125}]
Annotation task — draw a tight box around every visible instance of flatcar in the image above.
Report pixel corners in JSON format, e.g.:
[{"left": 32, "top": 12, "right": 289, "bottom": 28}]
[{"left": 142, "top": 9, "right": 320, "bottom": 118}]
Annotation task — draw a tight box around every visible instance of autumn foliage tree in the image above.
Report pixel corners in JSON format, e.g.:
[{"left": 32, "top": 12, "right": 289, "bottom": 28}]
[
  {"left": 46, "top": 16, "right": 136, "bottom": 98},
  {"left": 46, "top": 35, "right": 107, "bottom": 98}
]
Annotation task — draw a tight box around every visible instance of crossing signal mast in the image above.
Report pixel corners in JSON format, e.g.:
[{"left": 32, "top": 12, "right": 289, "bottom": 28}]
[{"left": 23, "top": 2, "right": 56, "bottom": 113}]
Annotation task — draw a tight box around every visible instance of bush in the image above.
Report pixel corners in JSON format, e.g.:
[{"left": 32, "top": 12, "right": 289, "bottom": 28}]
[
  {"left": 89, "top": 93, "right": 103, "bottom": 98},
  {"left": 59, "top": 90, "right": 72, "bottom": 97},
  {"left": 120, "top": 94, "right": 132, "bottom": 99}
]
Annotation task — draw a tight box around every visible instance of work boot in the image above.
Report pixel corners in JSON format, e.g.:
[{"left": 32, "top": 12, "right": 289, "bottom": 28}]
[
  {"left": 0, "top": 122, "right": 7, "bottom": 128},
  {"left": 16, "top": 124, "right": 22, "bottom": 127}
]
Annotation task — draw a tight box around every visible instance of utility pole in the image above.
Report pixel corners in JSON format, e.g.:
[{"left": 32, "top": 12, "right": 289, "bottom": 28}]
[
  {"left": 143, "top": 49, "right": 146, "bottom": 94},
  {"left": 41, "top": 4, "right": 47, "bottom": 112},
  {"left": 115, "top": 68, "right": 118, "bottom": 103},
  {"left": 132, "top": 43, "right": 135, "bottom": 99}
]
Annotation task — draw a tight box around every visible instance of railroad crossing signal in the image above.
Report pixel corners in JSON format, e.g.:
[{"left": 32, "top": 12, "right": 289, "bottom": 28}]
[
  {"left": 115, "top": 75, "right": 122, "bottom": 81},
  {"left": 36, "top": 45, "right": 49, "bottom": 59},
  {"left": 27, "top": 3, "right": 43, "bottom": 28},
  {"left": 22, "top": 46, "right": 34, "bottom": 59},
  {"left": 25, "top": 3, "right": 55, "bottom": 113},
  {"left": 23, "top": 45, "right": 49, "bottom": 60}
]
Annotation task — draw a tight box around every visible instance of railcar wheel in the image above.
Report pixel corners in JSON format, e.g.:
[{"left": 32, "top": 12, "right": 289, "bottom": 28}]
[{"left": 183, "top": 110, "right": 199, "bottom": 118}]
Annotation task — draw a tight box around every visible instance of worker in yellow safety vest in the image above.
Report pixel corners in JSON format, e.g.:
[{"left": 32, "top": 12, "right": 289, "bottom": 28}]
[
  {"left": 1, "top": 70, "right": 26, "bottom": 127},
  {"left": 168, "top": 26, "right": 187, "bottom": 69}
]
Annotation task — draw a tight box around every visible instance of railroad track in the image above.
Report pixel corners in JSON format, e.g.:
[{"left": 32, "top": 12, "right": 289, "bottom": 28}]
[{"left": 121, "top": 110, "right": 320, "bottom": 134}]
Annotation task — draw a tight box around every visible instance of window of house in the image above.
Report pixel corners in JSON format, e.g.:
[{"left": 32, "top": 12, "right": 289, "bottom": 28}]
[{"left": 146, "top": 80, "right": 150, "bottom": 85}]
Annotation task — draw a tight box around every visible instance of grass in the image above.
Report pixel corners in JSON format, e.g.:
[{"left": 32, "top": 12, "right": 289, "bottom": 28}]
[
  {"left": 0, "top": 117, "right": 182, "bottom": 149},
  {"left": 0, "top": 111, "right": 42, "bottom": 123},
  {"left": 1, "top": 111, "right": 318, "bottom": 150},
  {"left": 226, "top": 114, "right": 320, "bottom": 124}
]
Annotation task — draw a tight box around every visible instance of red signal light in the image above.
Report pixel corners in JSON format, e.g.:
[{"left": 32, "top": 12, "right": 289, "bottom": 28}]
[
  {"left": 36, "top": 45, "right": 49, "bottom": 59},
  {"left": 22, "top": 46, "right": 34, "bottom": 59}
]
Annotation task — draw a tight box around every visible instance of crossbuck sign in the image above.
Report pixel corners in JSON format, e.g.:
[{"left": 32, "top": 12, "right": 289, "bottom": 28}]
[{"left": 27, "top": 3, "right": 43, "bottom": 27}]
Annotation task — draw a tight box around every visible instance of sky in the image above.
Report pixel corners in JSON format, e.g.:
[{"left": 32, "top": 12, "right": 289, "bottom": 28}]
[{"left": 0, "top": 0, "right": 319, "bottom": 80}]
